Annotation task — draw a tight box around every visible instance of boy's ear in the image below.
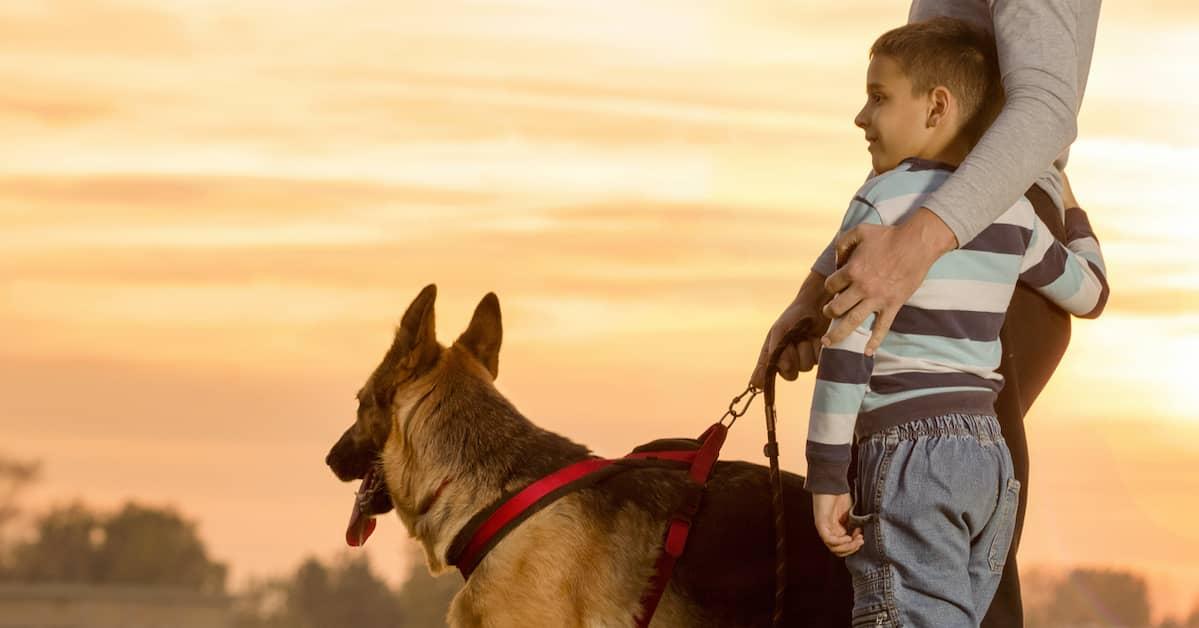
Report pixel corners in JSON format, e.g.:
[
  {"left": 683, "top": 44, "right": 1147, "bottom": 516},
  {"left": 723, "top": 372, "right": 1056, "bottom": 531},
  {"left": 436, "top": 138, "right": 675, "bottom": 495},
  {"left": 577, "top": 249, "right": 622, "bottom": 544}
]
[
  {"left": 456, "top": 293, "right": 502, "bottom": 379},
  {"left": 927, "top": 85, "right": 952, "bottom": 128}
]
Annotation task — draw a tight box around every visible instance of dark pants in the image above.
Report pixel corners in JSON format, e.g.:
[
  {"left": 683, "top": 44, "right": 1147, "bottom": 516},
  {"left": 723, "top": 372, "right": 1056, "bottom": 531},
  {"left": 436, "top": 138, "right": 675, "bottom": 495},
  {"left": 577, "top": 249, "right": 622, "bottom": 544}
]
[{"left": 979, "top": 184, "right": 1073, "bottom": 628}]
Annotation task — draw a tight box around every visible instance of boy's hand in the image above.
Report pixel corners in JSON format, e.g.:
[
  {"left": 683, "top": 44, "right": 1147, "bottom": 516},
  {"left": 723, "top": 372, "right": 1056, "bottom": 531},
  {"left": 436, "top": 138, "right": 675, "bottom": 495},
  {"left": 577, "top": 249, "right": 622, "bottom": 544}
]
[
  {"left": 812, "top": 492, "right": 864, "bottom": 557},
  {"left": 750, "top": 270, "right": 831, "bottom": 389},
  {"left": 822, "top": 208, "right": 956, "bottom": 354}
]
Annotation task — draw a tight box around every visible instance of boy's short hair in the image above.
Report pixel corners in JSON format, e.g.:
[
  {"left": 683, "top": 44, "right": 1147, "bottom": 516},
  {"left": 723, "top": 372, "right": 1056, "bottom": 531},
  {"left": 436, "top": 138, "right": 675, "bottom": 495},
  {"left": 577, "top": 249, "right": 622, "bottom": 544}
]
[{"left": 871, "top": 17, "right": 1003, "bottom": 147}]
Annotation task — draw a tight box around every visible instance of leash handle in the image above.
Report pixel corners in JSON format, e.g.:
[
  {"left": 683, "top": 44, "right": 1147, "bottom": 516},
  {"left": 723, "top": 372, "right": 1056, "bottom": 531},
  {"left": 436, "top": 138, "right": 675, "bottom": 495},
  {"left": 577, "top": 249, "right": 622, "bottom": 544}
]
[{"left": 761, "top": 318, "right": 817, "bottom": 628}]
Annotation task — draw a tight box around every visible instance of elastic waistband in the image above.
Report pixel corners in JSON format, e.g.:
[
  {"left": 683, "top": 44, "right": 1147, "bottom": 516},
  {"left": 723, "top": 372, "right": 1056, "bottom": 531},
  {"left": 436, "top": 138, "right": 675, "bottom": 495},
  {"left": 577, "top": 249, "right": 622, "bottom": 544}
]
[
  {"left": 856, "top": 390, "right": 996, "bottom": 440},
  {"left": 861, "top": 413, "right": 1004, "bottom": 445}
]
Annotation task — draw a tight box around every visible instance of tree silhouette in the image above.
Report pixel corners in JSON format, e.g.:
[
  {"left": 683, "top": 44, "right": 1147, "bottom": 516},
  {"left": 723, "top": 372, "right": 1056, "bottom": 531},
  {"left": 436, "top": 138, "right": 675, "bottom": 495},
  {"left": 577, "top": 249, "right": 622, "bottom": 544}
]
[
  {"left": 1043, "top": 568, "right": 1152, "bottom": 627},
  {"left": 395, "top": 554, "right": 461, "bottom": 627},
  {"left": 94, "top": 502, "right": 227, "bottom": 593},
  {"left": 1157, "top": 601, "right": 1199, "bottom": 628},
  {"left": 235, "top": 554, "right": 408, "bottom": 628},
  {"left": 1, "top": 500, "right": 227, "bottom": 593},
  {"left": 0, "top": 455, "right": 40, "bottom": 554},
  {"left": 4, "top": 501, "right": 98, "bottom": 583}
]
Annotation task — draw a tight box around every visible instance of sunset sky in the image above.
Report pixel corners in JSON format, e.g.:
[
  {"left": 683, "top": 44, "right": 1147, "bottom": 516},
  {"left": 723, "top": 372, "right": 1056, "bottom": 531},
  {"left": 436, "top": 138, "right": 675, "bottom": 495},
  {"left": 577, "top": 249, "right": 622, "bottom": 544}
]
[{"left": 3, "top": 0, "right": 1199, "bottom": 619}]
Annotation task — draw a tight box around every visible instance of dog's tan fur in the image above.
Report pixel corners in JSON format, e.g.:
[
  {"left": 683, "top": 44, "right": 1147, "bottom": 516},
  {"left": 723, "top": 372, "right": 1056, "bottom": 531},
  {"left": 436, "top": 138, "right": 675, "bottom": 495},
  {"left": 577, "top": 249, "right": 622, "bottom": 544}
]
[{"left": 326, "top": 285, "right": 852, "bottom": 628}]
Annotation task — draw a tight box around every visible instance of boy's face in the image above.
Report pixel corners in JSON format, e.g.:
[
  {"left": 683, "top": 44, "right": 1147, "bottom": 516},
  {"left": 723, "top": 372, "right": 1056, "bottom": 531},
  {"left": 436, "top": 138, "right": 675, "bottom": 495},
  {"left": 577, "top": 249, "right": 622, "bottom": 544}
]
[{"left": 854, "top": 54, "right": 935, "bottom": 174}]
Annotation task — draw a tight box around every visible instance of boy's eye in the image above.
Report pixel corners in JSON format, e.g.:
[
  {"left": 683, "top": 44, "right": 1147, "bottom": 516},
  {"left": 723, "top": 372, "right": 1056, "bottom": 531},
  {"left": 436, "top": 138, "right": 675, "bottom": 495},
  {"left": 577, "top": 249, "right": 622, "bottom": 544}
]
[{"left": 870, "top": 93, "right": 884, "bottom": 104}]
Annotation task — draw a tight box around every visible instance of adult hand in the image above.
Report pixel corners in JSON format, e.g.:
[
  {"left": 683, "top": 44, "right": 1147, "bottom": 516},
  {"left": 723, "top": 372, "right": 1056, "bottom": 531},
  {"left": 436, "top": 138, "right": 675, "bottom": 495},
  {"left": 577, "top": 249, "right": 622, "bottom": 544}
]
[
  {"left": 822, "top": 208, "right": 957, "bottom": 354},
  {"left": 812, "top": 492, "right": 863, "bottom": 557},
  {"left": 750, "top": 270, "right": 831, "bottom": 389}
]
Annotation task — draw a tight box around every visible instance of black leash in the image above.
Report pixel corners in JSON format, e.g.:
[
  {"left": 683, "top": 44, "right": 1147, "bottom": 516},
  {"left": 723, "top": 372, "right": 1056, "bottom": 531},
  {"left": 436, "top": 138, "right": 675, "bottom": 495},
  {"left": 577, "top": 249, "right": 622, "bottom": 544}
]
[{"left": 759, "top": 319, "right": 816, "bottom": 628}]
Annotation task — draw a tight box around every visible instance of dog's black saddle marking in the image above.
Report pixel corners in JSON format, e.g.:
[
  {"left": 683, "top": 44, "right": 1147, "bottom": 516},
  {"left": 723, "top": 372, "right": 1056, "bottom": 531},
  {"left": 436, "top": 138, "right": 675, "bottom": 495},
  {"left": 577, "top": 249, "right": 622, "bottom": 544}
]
[{"left": 630, "top": 437, "right": 702, "bottom": 454}]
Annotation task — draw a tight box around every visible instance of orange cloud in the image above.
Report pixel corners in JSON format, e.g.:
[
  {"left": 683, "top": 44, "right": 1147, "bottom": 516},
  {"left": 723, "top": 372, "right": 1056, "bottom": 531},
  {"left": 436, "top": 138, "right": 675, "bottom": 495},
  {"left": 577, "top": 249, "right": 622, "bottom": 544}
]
[
  {"left": 0, "top": 94, "right": 115, "bottom": 127},
  {"left": 0, "top": 0, "right": 189, "bottom": 56},
  {"left": 0, "top": 174, "right": 495, "bottom": 218}
]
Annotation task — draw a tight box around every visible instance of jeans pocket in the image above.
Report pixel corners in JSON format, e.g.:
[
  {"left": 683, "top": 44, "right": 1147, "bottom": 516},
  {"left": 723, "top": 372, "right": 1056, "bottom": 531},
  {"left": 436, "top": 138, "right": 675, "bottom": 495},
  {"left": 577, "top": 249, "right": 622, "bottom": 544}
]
[
  {"left": 848, "top": 510, "right": 875, "bottom": 531},
  {"left": 849, "top": 468, "right": 875, "bottom": 528},
  {"left": 988, "top": 476, "right": 1021, "bottom": 574},
  {"left": 853, "top": 440, "right": 890, "bottom": 517}
]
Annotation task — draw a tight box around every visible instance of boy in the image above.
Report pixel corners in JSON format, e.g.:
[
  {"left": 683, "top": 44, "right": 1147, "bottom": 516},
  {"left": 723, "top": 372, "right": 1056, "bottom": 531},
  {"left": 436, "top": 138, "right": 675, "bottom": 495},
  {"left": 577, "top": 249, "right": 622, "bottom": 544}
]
[{"left": 803, "top": 18, "right": 1109, "bottom": 627}]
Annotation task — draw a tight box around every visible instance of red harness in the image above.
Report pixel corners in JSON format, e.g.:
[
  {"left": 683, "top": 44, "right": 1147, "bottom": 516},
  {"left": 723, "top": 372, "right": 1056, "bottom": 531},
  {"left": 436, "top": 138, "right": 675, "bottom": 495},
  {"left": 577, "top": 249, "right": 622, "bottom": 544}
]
[{"left": 447, "top": 423, "right": 728, "bottom": 628}]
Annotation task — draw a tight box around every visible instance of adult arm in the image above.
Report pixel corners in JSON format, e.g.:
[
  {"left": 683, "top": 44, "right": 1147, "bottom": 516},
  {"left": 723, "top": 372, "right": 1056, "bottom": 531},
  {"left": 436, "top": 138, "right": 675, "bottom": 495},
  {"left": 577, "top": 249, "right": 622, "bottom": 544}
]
[
  {"left": 823, "top": 0, "right": 1094, "bottom": 351},
  {"left": 924, "top": 0, "right": 1084, "bottom": 243}
]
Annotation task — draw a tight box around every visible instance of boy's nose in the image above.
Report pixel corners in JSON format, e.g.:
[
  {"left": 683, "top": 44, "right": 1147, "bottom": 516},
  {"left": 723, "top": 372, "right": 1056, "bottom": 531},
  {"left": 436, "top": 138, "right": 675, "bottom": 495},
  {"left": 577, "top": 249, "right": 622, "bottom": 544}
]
[{"left": 854, "top": 108, "right": 869, "bottom": 130}]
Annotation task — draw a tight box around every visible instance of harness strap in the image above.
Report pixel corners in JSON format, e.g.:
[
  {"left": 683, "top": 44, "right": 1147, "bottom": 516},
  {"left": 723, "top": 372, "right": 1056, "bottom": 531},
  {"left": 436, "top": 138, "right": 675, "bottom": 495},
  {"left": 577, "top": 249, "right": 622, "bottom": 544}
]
[
  {"left": 447, "top": 455, "right": 704, "bottom": 578},
  {"left": 451, "top": 457, "right": 617, "bottom": 578},
  {"left": 446, "top": 423, "right": 729, "bottom": 628},
  {"left": 633, "top": 423, "right": 727, "bottom": 628}
]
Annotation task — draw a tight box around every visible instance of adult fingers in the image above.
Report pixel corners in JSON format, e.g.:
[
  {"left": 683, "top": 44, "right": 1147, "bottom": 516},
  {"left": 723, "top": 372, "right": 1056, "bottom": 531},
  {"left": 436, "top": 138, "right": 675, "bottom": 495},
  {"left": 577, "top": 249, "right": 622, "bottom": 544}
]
[
  {"left": 833, "top": 225, "right": 866, "bottom": 269},
  {"left": 865, "top": 306, "right": 898, "bottom": 357},
  {"left": 822, "top": 301, "right": 875, "bottom": 347},
  {"left": 797, "top": 338, "right": 819, "bottom": 372},
  {"left": 777, "top": 343, "right": 800, "bottom": 381},
  {"left": 824, "top": 265, "right": 852, "bottom": 296},
  {"left": 749, "top": 330, "right": 776, "bottom": 389},
  {"left": 749, "top": 361, "right": 766, "bottom": 390},
  {"left": 822, "top": 284, "right": 865, "bottom": 320}
]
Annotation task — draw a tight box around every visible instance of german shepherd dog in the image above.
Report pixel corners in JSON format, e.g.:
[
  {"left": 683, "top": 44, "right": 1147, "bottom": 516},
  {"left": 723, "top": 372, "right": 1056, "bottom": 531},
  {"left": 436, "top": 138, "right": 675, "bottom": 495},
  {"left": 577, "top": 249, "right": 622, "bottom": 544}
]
[{"left": 326, "top": 285, "right": 853, "bottom": 627}]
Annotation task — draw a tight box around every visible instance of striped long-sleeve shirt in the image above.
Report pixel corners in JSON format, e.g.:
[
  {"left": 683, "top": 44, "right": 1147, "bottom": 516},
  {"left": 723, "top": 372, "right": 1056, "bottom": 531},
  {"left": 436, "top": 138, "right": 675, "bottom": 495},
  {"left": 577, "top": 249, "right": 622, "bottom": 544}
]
[{"left": 804, "top": 158, "right": 1109, "bottom": 495}]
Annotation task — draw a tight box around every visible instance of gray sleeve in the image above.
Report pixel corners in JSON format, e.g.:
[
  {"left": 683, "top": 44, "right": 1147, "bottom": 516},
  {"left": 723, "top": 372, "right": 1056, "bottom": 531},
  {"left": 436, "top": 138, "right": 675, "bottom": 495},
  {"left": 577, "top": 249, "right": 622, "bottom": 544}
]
[{"left": 920, "top": 0, "right": 1096, "bottom": 246}]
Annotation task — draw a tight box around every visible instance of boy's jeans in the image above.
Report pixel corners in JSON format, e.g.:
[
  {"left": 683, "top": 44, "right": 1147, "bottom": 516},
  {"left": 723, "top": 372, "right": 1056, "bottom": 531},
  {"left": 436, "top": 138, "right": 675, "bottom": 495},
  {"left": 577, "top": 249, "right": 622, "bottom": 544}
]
[{"left": 845, "top": 413, "right": 1020, "bottom": 628}]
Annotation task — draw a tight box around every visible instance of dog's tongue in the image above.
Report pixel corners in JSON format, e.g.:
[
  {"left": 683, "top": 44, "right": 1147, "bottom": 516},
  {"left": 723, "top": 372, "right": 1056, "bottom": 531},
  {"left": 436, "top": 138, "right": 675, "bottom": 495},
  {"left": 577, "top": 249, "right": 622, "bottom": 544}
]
[{"left": 345, "top": 470, "right": 378, "bottom": 547}]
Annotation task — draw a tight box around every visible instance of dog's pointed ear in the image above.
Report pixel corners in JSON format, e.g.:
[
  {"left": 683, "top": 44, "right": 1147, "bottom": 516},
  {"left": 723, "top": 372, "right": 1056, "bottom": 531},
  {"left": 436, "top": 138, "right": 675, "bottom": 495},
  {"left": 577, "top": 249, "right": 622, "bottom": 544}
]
[
  {"left": 398, "top": 284, "right": 439, "bottom": 369},
  {"left": 456, "top": 292, "right": 502, "bottom": 379}
]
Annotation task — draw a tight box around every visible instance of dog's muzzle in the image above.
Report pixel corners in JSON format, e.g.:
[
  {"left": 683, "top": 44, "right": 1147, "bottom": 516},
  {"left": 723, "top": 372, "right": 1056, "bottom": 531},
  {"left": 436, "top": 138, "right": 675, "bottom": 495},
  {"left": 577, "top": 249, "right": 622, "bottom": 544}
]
[
  {"left": 326, "top": 432, "right": 395, "bottom": 546},
  {"left": 326, "top": 429, "right": 374, "bottom": 481}
]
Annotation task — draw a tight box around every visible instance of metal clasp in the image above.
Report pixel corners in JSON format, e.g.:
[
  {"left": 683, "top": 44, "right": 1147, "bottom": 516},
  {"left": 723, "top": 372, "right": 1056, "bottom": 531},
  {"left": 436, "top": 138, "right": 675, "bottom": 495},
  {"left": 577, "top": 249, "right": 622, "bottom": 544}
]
[{"left": 719, "top": 385, "right": 760, "bottom": 428}]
